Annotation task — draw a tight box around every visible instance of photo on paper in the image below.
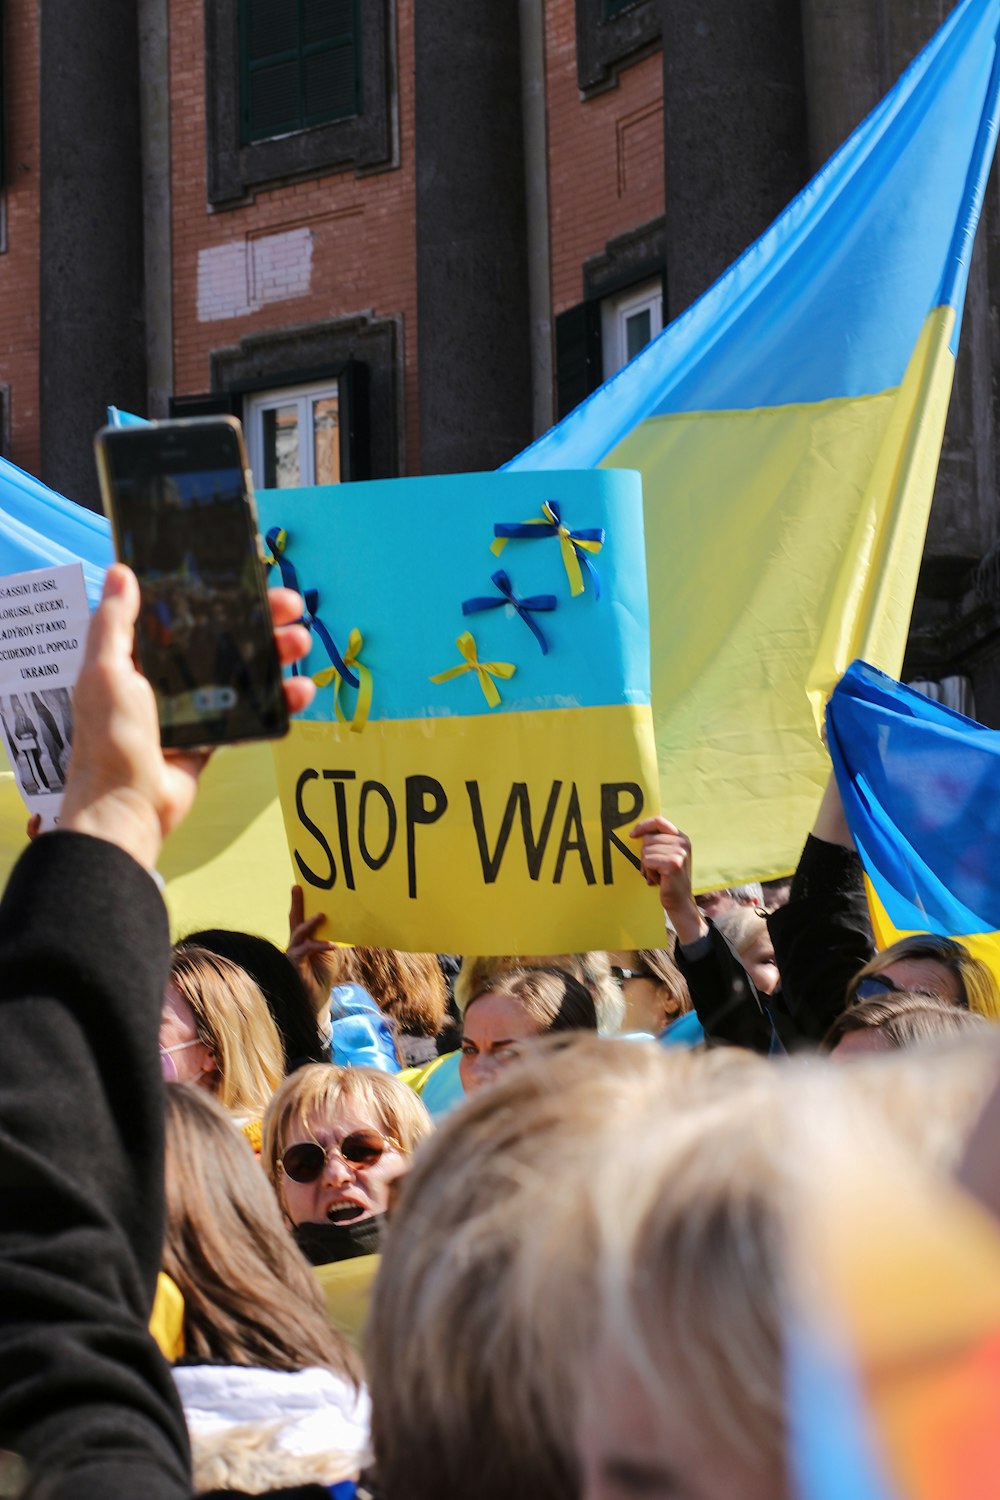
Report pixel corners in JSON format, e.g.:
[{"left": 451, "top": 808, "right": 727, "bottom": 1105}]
[{"left": 0, "top": 688, "right": 73, "bottom": 796}]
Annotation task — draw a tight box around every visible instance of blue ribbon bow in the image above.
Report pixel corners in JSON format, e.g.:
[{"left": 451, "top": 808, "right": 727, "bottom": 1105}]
[
  {"left": 491, "top": 499, "right": 605, "bottom": 599},
  {"left": 300, "top": 588, "right": 359, "bottom": 689},
  {"left": 462, "top": 569, "right": 556, "bottom": 655}
]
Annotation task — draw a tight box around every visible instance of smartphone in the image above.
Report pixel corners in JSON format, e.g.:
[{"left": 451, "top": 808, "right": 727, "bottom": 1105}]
[{"left": 94, "top": 416, "right": 289, "bottom": 749}]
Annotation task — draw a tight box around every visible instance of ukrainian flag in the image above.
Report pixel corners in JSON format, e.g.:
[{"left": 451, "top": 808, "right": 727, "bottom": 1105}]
[
  {"left": 510, "top": 0, "right": 1000, "bottom": 895},
  {"left": 826, "top": 659, "right": 1000, "bottom": 996}
]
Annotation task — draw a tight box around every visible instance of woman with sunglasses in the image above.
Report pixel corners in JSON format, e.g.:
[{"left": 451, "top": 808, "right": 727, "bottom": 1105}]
[
  {"left": 263, "top": 1063, "right": 432, "bottom": 1341},
  {"left": 768, "top": 769, "right": 1000, "bottom": 1039}
]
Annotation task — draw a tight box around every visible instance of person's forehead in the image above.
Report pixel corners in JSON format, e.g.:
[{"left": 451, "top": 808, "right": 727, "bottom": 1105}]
[
  {"left": 293, "top": 1103, "right": 383, "bottom": 1145},
  {"left": 161, "top": 982, "right": 198, "bottom": 1034},
  {"left": 882, "top": 955, "right": 959, "bottom": 999}
]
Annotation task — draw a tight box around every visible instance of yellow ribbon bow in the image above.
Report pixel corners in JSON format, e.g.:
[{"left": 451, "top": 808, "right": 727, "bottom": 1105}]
[
  {"left": 490, "top": 500, "right": 603, "bottom": 597},
  {"left": 430, "top": 631, "right": 516, "bottom": 709},
  {"left": 313, "top": 628, "right": 372, "bottom": 732}
]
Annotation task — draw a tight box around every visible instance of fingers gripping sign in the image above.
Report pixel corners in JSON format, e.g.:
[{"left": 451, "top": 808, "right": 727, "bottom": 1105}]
[{"left": 631, "top": 815, "right": 708, "bottom": 946}]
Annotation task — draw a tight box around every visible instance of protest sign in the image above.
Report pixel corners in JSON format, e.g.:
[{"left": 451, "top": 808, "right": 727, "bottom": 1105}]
[
  {"left": 0, "top": 563, "right": 88, "bottom": 829},
  {"left": 257, "top": 470, "right": 664, "bottom": 953}
]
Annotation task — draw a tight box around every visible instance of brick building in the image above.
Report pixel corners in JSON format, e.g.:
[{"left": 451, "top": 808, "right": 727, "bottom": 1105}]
[{"left": 1, "top": 1, "right": 999, "bottom": 714}]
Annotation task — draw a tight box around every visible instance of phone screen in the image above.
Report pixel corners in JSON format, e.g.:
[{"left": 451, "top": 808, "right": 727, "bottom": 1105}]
[{"left": 96, "top": 419, "right": 288, "bottom": 749}]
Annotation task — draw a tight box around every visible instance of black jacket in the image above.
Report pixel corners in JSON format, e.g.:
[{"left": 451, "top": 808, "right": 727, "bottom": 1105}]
[{"left": 0, "top": 833, "right": 331, "bottom": 1500}]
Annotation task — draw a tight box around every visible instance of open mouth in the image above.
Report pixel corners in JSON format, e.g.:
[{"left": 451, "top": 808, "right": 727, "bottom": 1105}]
[{"left": 326, "top": 1202, "right": 367, "bottom": 1224}]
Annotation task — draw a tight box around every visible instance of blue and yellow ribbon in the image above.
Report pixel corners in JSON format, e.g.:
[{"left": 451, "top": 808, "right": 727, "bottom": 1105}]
[
  {"left": 299, "top": 588, "right": 359, "bottom": 690},
  {"left": 490, "top": 500, "right": 605, "bottom": 598},
  {"left": 461, "top": 569, "right": 556, "bottom": 655},
  {"left": 265, "top": 527, "right": 297, "bottom": 589},
  {"left": 430, "top": 631, "right": 516, "bottom": 709},
  {"left": 314, "top": 628, "right": 372, "bottom": 733},
  {"left": 265, "top": 529, "right": 359, "bottom": 691}
]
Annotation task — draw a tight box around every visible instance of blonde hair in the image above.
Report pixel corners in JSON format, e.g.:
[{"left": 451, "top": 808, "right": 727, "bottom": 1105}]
[
  {"left": 455, "top": 951, "right": 624, "bottom": 1033},
  {"left": 163, "top": 1086, "right": 361, "bottom": 1384},
  {"left": 366, "top": 1036, "right": 768, "bottom": 1500},
  {"left": 714, "top": 905, "right": 769, "bottom": 955},
  {"left": 262, "top": 1063, "right": 433, "bottom": 1202},
  {"left": 574, "top": 1040, "right": 1000, "bottom": 1489},
  {"left": 321, "top": 948, "right": 447, "bottom": 1038},
  {"left": 847, "top": 933, "right": 1000, "bottom": 1020},
  {"left": 632, "top": 949, "right": 692, "bottom": 1027},
  {"left": 170, "top": 945, "right": 285, "bottom": 1118}
]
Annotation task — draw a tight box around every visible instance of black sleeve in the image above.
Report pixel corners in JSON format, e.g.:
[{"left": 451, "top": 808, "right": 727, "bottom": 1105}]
[
  {"left": 674, "top": 922, "right": 774, "bottom": 1053},
  {"left": 767, "top": 834, "right": 875, "bottom": 1045},
  {"left": 0, "top": 832, "right": 192, "bottom": 1500}
]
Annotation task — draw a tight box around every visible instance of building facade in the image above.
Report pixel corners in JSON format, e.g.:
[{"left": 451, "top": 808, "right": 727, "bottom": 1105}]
[{"left": 0, "top": 1, "right": 999, "bottom": 715}]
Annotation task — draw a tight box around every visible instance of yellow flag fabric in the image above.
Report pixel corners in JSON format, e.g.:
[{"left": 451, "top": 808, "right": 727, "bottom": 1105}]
[{"left": 507, "top": 0, "right": 1000, "bottom": 892}]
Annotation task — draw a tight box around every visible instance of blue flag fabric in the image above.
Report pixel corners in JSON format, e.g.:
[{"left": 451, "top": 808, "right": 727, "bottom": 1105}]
[{"left": 827, "top": 659, "right": 1000, "bottom": 945}]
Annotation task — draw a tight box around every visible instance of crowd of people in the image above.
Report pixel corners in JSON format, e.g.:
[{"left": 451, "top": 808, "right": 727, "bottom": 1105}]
[{"left": 0, "top": 567, "right": 997, "bottom": 1499}]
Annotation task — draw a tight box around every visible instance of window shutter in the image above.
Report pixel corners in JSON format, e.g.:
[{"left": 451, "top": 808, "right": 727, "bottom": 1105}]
[
  {"left": 169, "top": 393, "right": 241, "bottom": 420},
  {"left": 240, "top": 0, "right": 360, "bottom": 145},
  {"left": 555, "top": 303, "right": 602, "bottom": 421}
]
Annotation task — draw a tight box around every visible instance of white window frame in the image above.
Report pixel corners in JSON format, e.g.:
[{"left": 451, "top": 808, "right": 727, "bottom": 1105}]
[
  {"left": 600, "top": 277, "right": 663, "bottom": 379},
  {"left": 244, "top": 378, "right": 341, "bottom": 490}
]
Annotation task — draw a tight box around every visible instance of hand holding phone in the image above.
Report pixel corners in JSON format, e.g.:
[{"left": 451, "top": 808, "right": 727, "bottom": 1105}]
[{"left": 95, "top": 417, "right": 291, "bottom": 750}]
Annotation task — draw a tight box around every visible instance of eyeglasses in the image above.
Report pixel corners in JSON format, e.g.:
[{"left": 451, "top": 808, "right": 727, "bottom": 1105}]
[
  {"left": 855, "top": 972, "right": 965, "bottom": 1008},
  {"left": 610, "top": 965, "right": 656, "bottom": 984},
  {"left": 278, "top": 1129, "right": 401, "bottom": 1184}
]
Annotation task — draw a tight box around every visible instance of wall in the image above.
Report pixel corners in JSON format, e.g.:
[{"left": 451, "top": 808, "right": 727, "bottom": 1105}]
[
  {"left": 0, "top": 0, "right": 40, "bottom": 476},
  {"left": 167, "top": 0, "right": 420, "bottom": 472}
]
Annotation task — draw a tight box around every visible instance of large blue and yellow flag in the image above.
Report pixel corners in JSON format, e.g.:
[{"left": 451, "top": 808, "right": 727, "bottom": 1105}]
[
  {"left": 826, "top": 659, "right": 1000, "bottom": 989},
  {"left": 510, "top": 0, "right": 1000, "bottom": 893}
]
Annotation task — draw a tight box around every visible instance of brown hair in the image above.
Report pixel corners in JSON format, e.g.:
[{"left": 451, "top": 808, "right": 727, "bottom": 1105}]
[
  {"left": 262, "top": 1062, "right": 433, "bottom": 1204},
  {"left": 320, "top": 948, "right": 447, "bottom": 1038},
  {"left": 169, "top": 945, "right": 285, "bottom": 1117},
  {"left": 163, "top": 1085, "right": 361, "bottom": 1385},
  {"left": 465, "top": 966, "right": 598, "bottom": 1035},
  {"left": 824, "top": 992, "right": 990, "bottom": 1052},
  {"left": 455, "top": 952, "right": 624, "bottom": 1032}
]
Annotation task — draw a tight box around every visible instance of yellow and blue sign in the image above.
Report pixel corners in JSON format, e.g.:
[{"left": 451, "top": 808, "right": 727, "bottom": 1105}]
[
  {"left": 509, "top": 0, "right": 1000, "bottom": 896},
  {"left": 256, "top": 470, "right": 663, "bottom": 953}
]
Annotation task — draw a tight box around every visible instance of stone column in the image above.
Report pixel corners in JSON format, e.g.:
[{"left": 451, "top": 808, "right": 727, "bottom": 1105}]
[
  {"left": 660, "top": 0, "right": 810, "bottom": 319},
  {"left": 415, "top": 3, "right": 533, "bottom": 472},
  {"left": 40, "top": 0, "right": 146, "bottom": 508}
]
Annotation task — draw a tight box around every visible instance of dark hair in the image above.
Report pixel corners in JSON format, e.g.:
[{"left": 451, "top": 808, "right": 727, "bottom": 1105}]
[
  {"left": 465, "top": 966, "right": 598, "bottom": 1034},
  {"left": 184, "top": 929, "right": 326, "bottom": 1067}
]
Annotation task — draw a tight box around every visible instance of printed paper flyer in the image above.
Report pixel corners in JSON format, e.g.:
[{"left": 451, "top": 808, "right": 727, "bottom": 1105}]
[{"left": 0, "top": 563, "right": 89, "bottom": 829}]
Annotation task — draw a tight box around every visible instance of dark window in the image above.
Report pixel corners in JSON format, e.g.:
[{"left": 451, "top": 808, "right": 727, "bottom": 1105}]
[
  {"left": 205, "top": 0, "right": 396, "bottom": 208},
  {"left": 576, "top": 0, "right": 661, "bottom": 94},
  {"left": 240, "top": 0, "right": 360, "bottom": 144}
]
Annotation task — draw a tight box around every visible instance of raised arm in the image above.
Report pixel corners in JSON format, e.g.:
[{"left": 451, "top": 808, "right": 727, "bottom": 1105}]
[
  {"left": 767, "top": 769, "right": 875, "bottom": 1044},
  {"left": 634, "top": 817, "right": 774, "bottom": 1053},
  {"left": 0, "top": 566, "right": 311, "bottom": 1499}
]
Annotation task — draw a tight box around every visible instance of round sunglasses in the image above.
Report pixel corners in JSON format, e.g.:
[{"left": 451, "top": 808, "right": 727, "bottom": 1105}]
[{"left": 279, "top": 1128, "right": 401, "bottom": 1184}]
